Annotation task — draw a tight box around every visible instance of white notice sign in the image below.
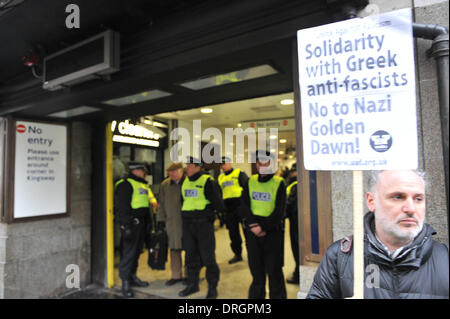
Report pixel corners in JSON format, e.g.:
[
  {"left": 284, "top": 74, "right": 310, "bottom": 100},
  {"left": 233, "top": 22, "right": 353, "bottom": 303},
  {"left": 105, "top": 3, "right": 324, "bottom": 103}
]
[
  {"left": 297, "top": 8, "right": 417, "bottom": 170},
  {"left": 14, "top": 121, "right": 68, "bottom": 219}
]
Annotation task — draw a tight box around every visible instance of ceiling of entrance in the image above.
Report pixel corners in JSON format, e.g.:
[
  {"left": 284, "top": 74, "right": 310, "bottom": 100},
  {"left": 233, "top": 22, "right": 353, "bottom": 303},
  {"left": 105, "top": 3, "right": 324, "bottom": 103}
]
[
  {"left": 155, "top": 92, "right": 295, "bottom": 127},
  {"left": 154, "top": 91, "right": 297, "bottom": 160}
]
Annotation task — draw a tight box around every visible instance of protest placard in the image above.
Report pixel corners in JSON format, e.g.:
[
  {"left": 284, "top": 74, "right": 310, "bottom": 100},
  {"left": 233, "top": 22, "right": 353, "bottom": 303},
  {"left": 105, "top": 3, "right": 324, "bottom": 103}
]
[{"left": 297, "top": 8, "right": 417, "bottom": 171}]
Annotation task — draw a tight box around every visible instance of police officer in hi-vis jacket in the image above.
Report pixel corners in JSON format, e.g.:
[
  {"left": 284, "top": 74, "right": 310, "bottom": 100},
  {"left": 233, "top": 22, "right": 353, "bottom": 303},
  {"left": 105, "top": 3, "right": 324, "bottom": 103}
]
[
  {"left": 218, "top": 156, "right": 249, "bottom": 264},
  {"left": 241, "top": 150, "right": 287, "bottom": 299},
  {"left": 179, "top": 156, "right": 225, "bottom": 299},
  {"left": 114, "top": 162, "right": 158, "bottom": 298}
]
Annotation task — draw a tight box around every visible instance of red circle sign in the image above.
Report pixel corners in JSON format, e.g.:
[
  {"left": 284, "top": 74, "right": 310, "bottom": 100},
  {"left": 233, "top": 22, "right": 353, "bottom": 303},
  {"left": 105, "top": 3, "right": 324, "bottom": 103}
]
[{"left": 16, "top": 124, "right": 26, "bottom": 133}]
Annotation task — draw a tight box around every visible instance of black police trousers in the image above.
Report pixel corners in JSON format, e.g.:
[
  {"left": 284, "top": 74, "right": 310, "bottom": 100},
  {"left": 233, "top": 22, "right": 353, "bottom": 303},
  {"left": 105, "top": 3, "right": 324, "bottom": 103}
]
[
  {"left": 244, "top": 226, "right": 286, "bottom": 299},
  {"left": 119, "top": 215, "right": 148, "bottom": 281},
  {"left": 224, "top": 198, "right": 243, "bottom": 257},
  {"left": 182, "top": 217, "right": 220, "bottom": 288}
]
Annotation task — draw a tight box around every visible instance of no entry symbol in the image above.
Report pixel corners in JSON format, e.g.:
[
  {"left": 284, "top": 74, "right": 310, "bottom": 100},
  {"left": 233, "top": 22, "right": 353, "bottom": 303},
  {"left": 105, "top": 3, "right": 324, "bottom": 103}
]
[{"left": 16, "top": 124, "right": 26, "bottom": 133}]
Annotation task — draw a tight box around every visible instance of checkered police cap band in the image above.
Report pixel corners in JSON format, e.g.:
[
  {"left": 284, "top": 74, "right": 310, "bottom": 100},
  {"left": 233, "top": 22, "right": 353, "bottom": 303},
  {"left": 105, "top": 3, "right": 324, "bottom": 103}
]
[{"left": 128, "top": 162, "right": 146, "bottom": 170}]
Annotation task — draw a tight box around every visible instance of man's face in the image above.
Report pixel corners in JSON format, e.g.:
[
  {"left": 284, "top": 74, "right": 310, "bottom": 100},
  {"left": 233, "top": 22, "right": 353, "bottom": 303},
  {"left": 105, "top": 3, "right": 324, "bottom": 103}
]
[
  {"left": 366, "top": 170, "right": 426, "bottom": 243},
  {"left": 168, "top": 168, "right": 183, "bottom": 182},
  {"left": 256, "top": 160, "right": 271, "bottom": 175},
  {"left": 132, "top": 168, "right": 147, "bottom": 179},
  {"left": 185, "top": 163, "right": 200, "bottom": 177},
  {"left": 220, "top": 162, "right": 232, "bottom": 172}
]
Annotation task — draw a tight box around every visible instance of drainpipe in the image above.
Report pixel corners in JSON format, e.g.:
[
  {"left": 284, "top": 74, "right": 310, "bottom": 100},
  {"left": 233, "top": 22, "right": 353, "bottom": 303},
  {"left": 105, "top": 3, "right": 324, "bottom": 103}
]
[{"left": 412, "top": 23, "right": 449, "bottom": 240}]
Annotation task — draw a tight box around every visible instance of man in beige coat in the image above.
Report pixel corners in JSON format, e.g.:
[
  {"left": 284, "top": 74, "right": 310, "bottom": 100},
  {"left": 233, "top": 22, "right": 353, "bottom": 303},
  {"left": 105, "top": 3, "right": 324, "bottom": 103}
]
[{"left": 157, "top": 162, "right": 186, "bottom": 286}]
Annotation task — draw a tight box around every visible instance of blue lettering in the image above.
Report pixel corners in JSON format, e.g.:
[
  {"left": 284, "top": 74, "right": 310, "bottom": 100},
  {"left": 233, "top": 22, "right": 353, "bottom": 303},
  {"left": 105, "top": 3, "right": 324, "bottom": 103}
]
[
  {"left": 222, "top": 180, "right": 234, "bottom": 187},
  {"left": 252, "top": 192, "right": 271, "bottom": 202},
  {"left": 184, "top": 189, "right": 198, "bottom": 197}
]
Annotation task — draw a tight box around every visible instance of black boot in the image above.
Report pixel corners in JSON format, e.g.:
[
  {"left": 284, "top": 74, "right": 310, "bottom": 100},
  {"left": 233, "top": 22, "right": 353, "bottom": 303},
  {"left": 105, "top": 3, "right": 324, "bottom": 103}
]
[
  {"left": 130, "top": 275, "right": 149, "bottom": 287},
  {"left": 122, "top": 280, "right": 134, "bottom": 298},
  {"left": 179, "top": 284, "right": 199, "bottom": 297},
  {"left": 228, "top": 255, "right": 243, "bottom": 264},
  {"left": 206, "top": 286, "right": 218, "bottom": 299},
  {"left": 286, "top": 272, "right": 300, "bottom": 284}
]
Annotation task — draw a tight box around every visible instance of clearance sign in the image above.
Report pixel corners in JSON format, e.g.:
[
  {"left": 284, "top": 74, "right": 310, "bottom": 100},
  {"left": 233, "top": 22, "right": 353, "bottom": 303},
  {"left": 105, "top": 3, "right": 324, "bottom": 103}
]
[
  {"left": 12, "top": 120, "right": 69, "bottom": 220},
  {"left": 297, "top": 8, "right": 418, "bottom": 170}
]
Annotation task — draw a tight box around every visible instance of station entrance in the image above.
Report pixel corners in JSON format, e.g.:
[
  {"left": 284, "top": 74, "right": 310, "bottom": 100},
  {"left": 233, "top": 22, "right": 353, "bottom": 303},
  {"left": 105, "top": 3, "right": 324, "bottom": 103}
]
[
  {"left": 105, "top": 68, "right": 333, "bottom": 297},
  {"left": 109, "top": 91, "right": 305, "bottom": 298}
]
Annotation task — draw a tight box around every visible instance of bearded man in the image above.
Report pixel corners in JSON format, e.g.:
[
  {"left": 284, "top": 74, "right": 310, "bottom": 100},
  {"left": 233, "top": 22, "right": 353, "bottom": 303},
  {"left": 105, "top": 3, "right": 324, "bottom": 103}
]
[{"left": 307, "top": 170, "right": 449, "bottom": 299}]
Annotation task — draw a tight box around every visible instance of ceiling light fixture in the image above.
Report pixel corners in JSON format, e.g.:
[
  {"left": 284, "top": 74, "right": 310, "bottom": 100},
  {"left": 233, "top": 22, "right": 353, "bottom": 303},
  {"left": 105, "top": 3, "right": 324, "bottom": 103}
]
[
  {"left": 201, "top": 108, "right": 213, "bottom": 114},
  {"left": 280, "top": 99, "right": 294, "bottom": 105},
  {"left": 280, "top": 139, "right": 287, "bottom": 143}
]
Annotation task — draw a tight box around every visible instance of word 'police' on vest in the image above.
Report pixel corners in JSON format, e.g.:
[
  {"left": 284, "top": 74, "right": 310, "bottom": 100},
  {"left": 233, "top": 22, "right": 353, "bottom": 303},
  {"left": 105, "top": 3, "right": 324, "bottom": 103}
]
[{"left": 252, "top": 192, "right": 271, "bottom": 202}]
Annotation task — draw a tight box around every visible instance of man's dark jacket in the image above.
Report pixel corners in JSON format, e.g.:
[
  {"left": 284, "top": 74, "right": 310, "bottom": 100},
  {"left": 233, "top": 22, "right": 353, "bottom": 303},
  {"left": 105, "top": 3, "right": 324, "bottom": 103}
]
[{"left": 307, "top": 212, "right": 449, "bottom": 299}]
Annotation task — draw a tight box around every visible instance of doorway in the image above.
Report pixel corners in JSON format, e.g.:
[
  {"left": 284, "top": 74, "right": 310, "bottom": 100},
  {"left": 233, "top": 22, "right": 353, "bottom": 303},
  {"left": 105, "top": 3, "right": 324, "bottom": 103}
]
[{"left": 107, "top": 90, "right": 332, "bottom": 298}]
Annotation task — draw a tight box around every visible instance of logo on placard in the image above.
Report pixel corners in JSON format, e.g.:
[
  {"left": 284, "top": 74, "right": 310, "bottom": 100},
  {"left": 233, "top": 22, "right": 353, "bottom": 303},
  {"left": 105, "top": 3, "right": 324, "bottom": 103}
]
[
  {"left": 16, "top": 124, "right": 26, "bottom": 133},
  {"left": 370, "top": 130, "right": 393, "bottom": 152}
]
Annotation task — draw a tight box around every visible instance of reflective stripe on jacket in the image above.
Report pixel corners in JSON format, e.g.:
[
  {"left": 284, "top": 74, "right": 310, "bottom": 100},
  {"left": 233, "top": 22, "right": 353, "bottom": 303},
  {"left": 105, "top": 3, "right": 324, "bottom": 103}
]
[{"left": 286, "top": 181, "right": 298, "bottom": 197}]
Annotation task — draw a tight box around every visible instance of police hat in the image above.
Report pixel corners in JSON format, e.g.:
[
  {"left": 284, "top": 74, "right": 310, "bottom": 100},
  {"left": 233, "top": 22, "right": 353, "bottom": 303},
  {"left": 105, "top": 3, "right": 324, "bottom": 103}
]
[
  {"left": 254, "top": 150, "right": 273, "bottom": 163},
  {"left": 185, "top": 156, "right": 203, "bottom": 166},
  {"left": 290, "top": 163, "right": 297, "bottom": 172},
  {"left": 220, "top": 156, "right": 232, "bottom": 164},
  {"left": 128, "top": 162, "right": 148, "bottom": 172}
]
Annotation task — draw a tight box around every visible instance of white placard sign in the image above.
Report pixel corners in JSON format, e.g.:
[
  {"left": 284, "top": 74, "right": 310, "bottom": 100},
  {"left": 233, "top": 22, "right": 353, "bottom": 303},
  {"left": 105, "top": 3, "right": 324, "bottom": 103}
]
[
  {"left": 14, "top": 121, "right": 68, "bottom": 219},
  {"left": 297, "top": 8, "right": 417, "bottom": 170}
]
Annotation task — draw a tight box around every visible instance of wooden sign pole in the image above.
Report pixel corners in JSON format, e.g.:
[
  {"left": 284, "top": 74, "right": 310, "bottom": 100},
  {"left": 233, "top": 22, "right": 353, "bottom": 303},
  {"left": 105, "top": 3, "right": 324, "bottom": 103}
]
[{"left": 351, "top": 170, "right": 364, "bottom": 299}]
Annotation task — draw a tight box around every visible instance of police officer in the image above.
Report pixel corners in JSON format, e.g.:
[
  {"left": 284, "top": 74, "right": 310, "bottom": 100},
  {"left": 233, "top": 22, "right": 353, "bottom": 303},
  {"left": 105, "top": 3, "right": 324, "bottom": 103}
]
[
  {"left": 218, "top": 156, "right": 249, "bottom": 264},
  {"left": 179, "top": 156, "right": 225, "bottom": 299},
  {"left": 285, "top": 163, "right": 299, "bottom": 284},
  {"left": 114, "top": 162, "right": 157, "bottom": 298},
  {"left": 241, "top": 150, "right": 287, "bottom": 299}
]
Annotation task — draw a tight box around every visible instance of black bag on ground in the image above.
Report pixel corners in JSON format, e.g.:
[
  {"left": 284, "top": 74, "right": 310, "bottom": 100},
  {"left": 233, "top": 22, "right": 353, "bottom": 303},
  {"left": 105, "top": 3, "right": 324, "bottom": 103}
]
[{"left": 147, "top": 230, "right": 168, "bottom": 270}]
